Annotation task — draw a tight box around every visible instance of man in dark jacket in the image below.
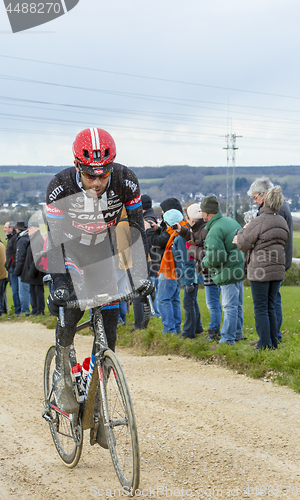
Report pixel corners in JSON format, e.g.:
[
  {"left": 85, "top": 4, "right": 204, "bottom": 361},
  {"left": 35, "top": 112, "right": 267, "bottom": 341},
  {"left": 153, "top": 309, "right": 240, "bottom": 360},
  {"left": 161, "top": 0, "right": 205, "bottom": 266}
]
[
  {"left": 247, "top": 176, "right": 293, "bottom": 342},
  {"left": 24, "top": 221, "right": 45, "bottom": 315},
  {"left": 14, "top": 221, "right": 31, "bottom": 316},
  {"left": 141, "top": 194, "right": 161, "bottom": 317},
  {"left": 4, "top": 221, "right": 21, "bottom": 316}
]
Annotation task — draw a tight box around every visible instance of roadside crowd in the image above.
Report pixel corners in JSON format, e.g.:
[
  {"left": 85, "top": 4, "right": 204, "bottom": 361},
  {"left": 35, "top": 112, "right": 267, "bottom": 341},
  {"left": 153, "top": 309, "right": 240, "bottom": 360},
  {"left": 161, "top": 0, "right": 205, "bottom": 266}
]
[
  {"left": 0, "top": 174, "right": 293, "bottom": 350},
  {"left": 136, "top": 175, "right": 293, "bottom": 351},
  {"left": 1, "top": 220, "right": 46, "bottom": 317}
]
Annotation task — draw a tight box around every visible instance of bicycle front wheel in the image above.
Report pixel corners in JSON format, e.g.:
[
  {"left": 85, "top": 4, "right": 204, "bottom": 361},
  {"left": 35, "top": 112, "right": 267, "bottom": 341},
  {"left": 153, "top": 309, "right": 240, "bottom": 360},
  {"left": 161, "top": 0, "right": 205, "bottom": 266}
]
[
  {"left": 101, "top": 350, "right": 140, "bottom": 492},
  {"left": 43, "top": 344, "right": 83, "bottom": 468}
]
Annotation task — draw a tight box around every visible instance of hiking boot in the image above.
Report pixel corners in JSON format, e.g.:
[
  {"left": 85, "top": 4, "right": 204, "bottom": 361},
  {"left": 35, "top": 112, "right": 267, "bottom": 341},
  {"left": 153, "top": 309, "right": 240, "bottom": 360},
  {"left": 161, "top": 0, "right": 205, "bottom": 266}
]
[
  {"left": 52, "top": 344, "right": 79, "bottom": 414},
  {"left": 205, "top": 329, "right": 221, "bottom": 341}
]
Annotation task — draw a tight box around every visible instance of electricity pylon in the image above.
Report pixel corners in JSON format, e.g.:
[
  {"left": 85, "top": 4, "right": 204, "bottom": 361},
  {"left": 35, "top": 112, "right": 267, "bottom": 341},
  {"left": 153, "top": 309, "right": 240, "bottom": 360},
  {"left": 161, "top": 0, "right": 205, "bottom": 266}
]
[{"left": 223, "top": 133, "right": 242, "bottom": 219}]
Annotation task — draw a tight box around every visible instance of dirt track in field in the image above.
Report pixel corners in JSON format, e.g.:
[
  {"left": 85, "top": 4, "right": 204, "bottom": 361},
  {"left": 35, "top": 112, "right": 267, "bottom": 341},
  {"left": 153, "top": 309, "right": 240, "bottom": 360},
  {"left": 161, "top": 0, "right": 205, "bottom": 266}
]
[{"left": 1, "top": 321, "right": 300, "bottom": 499}]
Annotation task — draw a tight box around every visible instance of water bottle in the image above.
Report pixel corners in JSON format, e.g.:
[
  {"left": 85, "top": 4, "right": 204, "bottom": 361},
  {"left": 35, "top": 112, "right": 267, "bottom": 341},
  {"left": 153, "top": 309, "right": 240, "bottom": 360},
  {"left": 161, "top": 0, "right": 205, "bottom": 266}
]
[
  {"left": 80, "top": 357, "right": 91, "bottom": 393},
  {"left": 71, "top": 363, "right": 85, "bottom": 403}
]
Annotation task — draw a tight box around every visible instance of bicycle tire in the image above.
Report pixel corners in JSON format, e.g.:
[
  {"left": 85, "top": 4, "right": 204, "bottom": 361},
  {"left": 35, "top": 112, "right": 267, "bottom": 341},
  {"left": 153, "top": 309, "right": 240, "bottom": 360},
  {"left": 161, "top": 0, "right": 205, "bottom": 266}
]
[
  {"left": 100, "top": 350, "right": 140, "bottom": 492},
  {"left": 43, "top": 344, "right": 83, "bottom": 468}
]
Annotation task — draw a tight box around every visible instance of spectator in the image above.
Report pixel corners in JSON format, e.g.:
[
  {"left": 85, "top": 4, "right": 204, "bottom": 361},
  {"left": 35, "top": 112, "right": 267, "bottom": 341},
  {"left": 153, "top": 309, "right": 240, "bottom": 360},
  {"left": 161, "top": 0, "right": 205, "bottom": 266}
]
[
  {"left": 176, "top": 203, "right": 221, "bottom": 340},
  {"left": 145, "top": 198, "right": 184, "bottom": 333},
  {"left": 25, "top": 221, "right": 45, "bottom": 315},
  {"left": 141, "top": 193, "right": 161, "bottom": 317},
  {"left": 247, "top": 176, "right": 293, "bottom": 343},
  {"left": 236, "top": 186, "right": 289, "bottom": 350},
  {"left": 200, "top": 196, "right": 245, "bottom": 345},
  {"left": 0, "top": 238, "right": 8, "bottom": 316},
  {"left": 14, "top": 221, "right": 31, "bottom": 316},
  {"left": 157, "top": 208, "right": 186, "bottom": 334},
  {"left": 172, "top": 210, "right": 203, "bottom": 339},
  {"left": 4, "top": 221, "right": 21, "bottom": 316}
]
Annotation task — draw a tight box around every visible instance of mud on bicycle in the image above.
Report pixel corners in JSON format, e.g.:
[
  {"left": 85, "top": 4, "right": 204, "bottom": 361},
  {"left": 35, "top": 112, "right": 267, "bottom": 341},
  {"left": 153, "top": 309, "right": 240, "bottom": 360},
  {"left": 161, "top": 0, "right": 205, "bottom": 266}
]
[{"left": 42, "top": 285, "right": 151, "bottom": 492}]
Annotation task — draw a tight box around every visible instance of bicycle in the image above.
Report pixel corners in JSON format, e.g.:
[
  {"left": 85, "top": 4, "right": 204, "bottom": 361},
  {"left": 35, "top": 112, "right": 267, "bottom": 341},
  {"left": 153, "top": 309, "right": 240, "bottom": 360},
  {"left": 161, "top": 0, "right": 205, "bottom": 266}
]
[{"left": 42, "top": 286, "right": 150, "bottom": 492}]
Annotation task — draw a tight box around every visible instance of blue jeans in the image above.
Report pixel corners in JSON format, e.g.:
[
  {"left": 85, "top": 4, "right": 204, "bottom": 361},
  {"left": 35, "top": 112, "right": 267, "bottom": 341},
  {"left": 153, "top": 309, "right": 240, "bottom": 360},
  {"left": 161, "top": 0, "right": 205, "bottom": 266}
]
[
  {"left": 220, "top": 281, "right": 244, "bottom": 344},
  {"left": 157, "top": 276, "right": 181, "bottom": 333},
  {"left": 182, "top": 284, "right": 202, "bottom": 338},
  {"left": 18, "top": 278, "right": 30, "bottom": 314},
  {"left": 205, "top": 284, "right": 222, "bottom": 330},
  {"left": 250, "top": 280, "right": 281, "bottom": 349},
  {"left": 274, "top": 287, "right": 283, "bottom": 342},
  {"left": 10, "top": 268, "right": 21, "bottom": 314},
  {"left": 150, "top": 275, "right": 160, "bottom": 317}
]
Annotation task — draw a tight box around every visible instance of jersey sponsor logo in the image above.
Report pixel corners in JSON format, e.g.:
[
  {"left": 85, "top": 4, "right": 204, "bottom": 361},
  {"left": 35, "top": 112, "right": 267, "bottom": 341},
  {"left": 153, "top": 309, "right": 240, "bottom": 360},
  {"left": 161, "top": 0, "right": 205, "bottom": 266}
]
[
  {"left": 72, "top": 218, "right": 117, "bottom": 234},
  {"left": 125, "top": 194, "right": 141, "bottom": 207},
  {"left": 76, "top": 213, "right": 105, "bottom": 220},
  {"left": 125, "top": 179, "right": 138, "bottom": 192},
  {"left": 107, "top": 201, "right": 123, "bottom": 209},
  {"left": 71, "top": 202, "right": 84, "bottom": 208},
  {"left": 46, "top": 204, "right": 65, "bottom": 218},
  {"left": 105, "top": 209, "right": 121, "bottom": 218},
  {"left": 48, "top": 185, "right": 64, "bottom": 202}
]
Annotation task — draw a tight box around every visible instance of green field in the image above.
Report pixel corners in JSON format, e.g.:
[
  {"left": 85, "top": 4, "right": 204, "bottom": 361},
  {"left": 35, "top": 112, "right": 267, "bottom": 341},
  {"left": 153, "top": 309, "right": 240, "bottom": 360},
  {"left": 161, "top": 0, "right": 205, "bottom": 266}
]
[
  {"left": 0, "top": 172, "right": 52, "bottom": 178},
  {"left": 293, "top": 231, "right": 300, "bottom": 256},
  {"left": 139, "top": 178, "right": 164, "bottom": 183}
]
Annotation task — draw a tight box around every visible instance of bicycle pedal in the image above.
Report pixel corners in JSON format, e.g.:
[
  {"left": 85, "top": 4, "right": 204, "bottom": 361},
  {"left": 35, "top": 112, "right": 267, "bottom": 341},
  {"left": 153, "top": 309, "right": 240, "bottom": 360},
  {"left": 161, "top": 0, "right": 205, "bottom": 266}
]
[{"left": 42, "top": 409, "right": 52, "bottom": 423}]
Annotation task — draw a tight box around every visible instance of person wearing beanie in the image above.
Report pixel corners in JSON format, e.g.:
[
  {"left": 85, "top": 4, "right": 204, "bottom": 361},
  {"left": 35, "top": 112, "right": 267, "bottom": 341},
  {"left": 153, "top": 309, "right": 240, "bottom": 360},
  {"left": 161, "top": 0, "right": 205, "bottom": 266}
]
[
  {"left": 156, "top": 208, "right": 186, "bottom": 334},
  {"left": 200, "top": 195, "right": 245, "bottom": 345},
  {"left": 200, "top": 195, "right": 220, "bottom": 214},
  {"left": 175, "top": 204, "right": 222, "bottom": 341},
  {"left": 144, "top": 197, "right": 183, "bottom": 328},
  {"left": 141, "top": 194, "right": 152, "bottom": 211}
]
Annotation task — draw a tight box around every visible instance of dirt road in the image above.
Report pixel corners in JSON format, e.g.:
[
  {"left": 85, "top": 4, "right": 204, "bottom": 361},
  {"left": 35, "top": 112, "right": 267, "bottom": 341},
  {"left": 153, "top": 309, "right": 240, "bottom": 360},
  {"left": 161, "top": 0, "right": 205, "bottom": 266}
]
[{"left": 1, "top": 322, "right": 300, "bottom": 499}]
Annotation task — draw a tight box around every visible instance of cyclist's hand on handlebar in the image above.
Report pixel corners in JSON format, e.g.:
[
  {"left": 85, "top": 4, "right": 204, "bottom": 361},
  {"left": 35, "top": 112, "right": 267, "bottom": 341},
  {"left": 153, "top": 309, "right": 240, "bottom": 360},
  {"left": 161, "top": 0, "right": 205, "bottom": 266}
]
[
  {"left": 47, "top": 287, "right": 70, "bottom": 317},
  {"left": 136, "top": 279, "right": 155, "bottom": 300}
]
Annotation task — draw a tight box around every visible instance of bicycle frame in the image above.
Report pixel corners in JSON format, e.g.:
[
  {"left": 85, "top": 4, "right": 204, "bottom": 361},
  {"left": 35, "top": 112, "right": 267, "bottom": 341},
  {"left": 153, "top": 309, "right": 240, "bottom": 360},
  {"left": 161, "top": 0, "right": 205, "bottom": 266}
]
[{"left": 54, "top": 290, "right": 150, "bottom": 427}]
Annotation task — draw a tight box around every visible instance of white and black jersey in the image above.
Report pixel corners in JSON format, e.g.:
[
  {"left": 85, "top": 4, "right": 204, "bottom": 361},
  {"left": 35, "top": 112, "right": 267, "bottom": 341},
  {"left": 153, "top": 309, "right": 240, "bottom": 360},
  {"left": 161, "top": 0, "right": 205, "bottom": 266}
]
[{"left": 45, "top": 164, "right": 148, "bottom": 290}]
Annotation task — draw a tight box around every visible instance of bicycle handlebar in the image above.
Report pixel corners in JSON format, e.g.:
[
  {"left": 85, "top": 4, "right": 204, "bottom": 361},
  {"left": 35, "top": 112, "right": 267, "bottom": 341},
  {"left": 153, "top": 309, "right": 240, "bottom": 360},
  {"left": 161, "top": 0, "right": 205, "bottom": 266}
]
[{"left": 59, "top": 289, "right": 151, "bottom": 329}]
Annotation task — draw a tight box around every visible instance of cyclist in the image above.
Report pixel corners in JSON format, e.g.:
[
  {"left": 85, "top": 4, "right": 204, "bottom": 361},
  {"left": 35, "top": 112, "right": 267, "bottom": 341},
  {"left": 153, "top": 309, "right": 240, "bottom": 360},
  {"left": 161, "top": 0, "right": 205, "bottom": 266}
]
[{"left": 46, "top": 128, "right": 153, "bottom": 415}]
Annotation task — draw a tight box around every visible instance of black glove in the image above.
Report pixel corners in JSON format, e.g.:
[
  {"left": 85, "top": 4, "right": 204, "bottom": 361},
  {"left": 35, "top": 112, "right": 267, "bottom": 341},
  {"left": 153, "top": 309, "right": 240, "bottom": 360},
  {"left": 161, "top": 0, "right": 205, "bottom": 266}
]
[
  {"left": 185, "top": 284, "right": 195, "bottom": 293},
  {"left": 136, "top": 279, "right": 155, "bottom": 300},
  {"left": 47, "top": 287, "right": 69, "bottom": 317}
]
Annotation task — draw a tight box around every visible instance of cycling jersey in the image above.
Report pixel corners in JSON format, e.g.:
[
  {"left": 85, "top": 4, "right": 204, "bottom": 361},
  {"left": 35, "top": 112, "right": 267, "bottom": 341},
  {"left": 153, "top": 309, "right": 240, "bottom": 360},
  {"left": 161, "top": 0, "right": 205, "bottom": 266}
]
[{"left": 46, "top": 164, "right": 147, "bottom": 291}]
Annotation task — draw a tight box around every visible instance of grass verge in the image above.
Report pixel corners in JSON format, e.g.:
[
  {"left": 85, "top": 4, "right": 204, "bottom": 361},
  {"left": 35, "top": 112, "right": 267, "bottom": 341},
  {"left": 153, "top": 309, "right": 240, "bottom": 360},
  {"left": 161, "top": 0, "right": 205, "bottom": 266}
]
[{"left": 1, "top": 285, "right": 300, "bottom": 393}]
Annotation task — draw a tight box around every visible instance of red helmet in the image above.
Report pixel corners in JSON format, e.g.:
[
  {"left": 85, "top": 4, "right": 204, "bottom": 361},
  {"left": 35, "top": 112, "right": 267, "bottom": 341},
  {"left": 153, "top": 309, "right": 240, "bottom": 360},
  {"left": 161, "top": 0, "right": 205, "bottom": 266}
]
[{"left": 72, "top": 128, "right": 116, "bottom": 175}]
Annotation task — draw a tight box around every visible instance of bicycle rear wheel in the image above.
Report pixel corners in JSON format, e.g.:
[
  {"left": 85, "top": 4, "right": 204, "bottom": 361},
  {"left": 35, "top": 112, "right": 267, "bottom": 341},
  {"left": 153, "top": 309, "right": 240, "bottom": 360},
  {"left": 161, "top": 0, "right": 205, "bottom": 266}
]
[
  {"left": 101, "top": 350, "right": 140, "bottom": 492},
  {"left": 43, "top": 344, "right": 83, "bottom": 468}
]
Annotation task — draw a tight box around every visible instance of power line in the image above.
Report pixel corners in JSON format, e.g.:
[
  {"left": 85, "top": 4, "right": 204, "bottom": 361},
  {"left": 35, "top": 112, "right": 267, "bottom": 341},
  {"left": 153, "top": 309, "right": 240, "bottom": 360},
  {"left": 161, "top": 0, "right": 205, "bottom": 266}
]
[{"left": 1, "top": 54, "right": 300, "bottom": 101}]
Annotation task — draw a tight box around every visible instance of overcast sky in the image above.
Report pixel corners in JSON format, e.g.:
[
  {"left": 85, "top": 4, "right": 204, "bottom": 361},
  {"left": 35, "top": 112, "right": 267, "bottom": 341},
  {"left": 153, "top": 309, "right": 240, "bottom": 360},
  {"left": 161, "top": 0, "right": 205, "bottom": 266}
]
[{"left": 1, "top": 0, "right": 300, "bottom": 168}]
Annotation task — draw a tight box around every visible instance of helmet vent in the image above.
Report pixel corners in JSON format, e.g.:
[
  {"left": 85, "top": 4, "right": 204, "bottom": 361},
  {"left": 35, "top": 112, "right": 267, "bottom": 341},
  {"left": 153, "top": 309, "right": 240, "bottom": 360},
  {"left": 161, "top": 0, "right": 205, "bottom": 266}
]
[
  {"left": 104, "top": 148, "right": 110, "bottom": 158},
  {"left": 83, "top": 149, "right": 90, "bottom": 160},
  {"left": 93, "top": 150, "right": 101, "bottom": 160}
]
